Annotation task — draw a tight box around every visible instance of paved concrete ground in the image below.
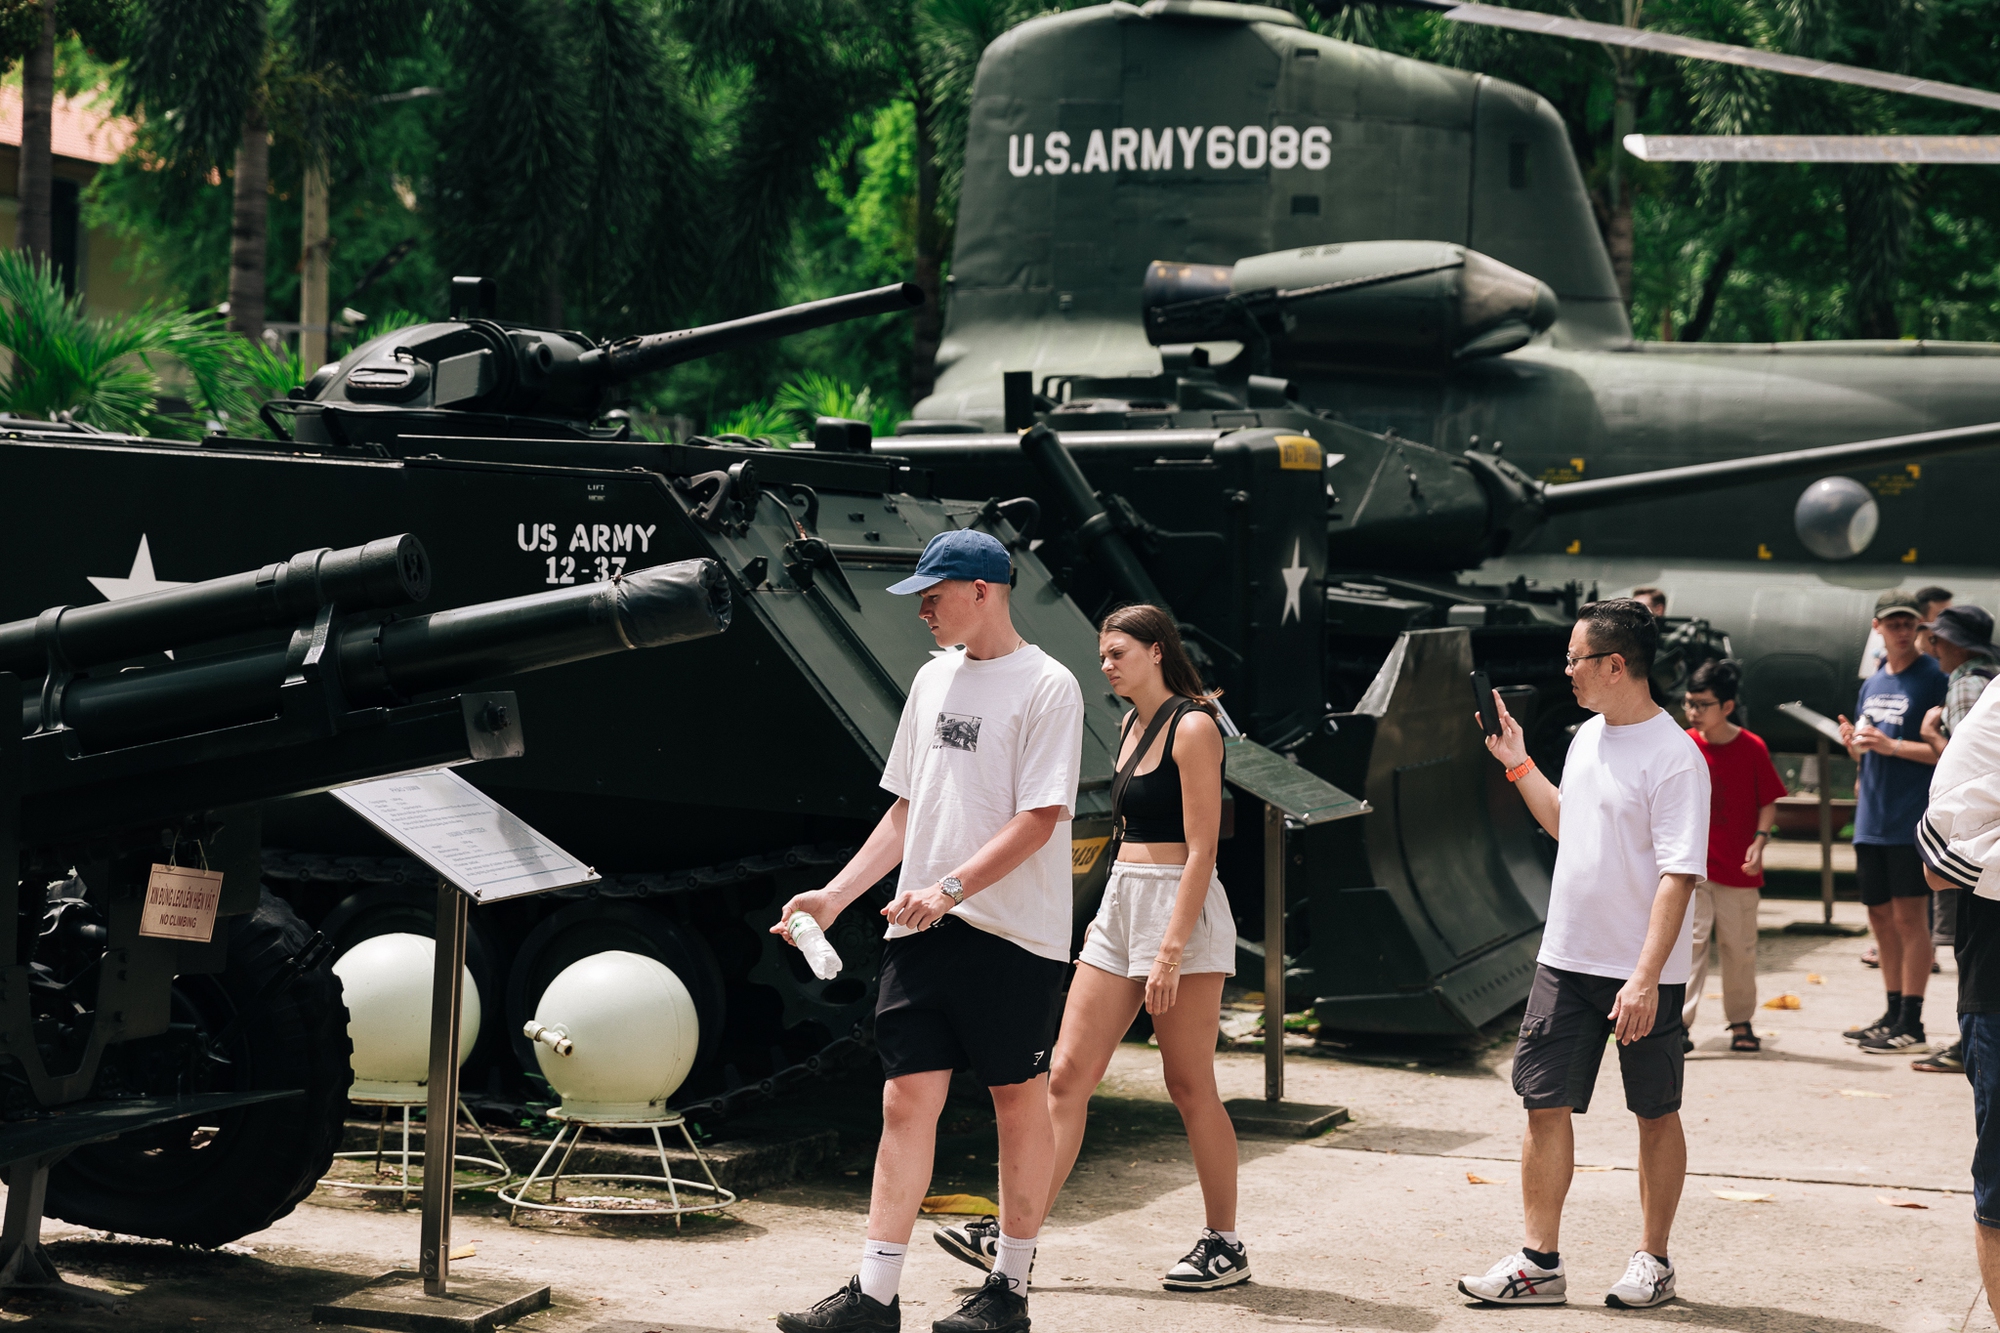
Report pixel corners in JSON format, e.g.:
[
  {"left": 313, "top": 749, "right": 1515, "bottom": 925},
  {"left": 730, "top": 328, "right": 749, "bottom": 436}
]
[{"left": 8, "top": 897, "right": 1988, "bottom": 1332}]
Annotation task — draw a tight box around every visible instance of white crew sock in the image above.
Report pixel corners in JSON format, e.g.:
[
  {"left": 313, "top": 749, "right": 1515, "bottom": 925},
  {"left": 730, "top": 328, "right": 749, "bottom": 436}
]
[
  {"left": 994, "top": 1231, "right": 1037, "bottom": 1294},
  {"left": 1216, "top": 1230, "right": 1241, "bottom": 1247},
  {"left": 858, "top": 1239, "right": 907, "bottom": 1305}
]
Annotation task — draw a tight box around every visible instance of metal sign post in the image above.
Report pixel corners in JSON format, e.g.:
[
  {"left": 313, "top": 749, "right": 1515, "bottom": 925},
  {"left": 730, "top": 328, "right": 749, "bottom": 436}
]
[
  {"left": 1219, "top": 737, "right": 1368, "bottom": 1137},
  {"left": 314, "top": 769, "right": 599, "bottom": 1333}
]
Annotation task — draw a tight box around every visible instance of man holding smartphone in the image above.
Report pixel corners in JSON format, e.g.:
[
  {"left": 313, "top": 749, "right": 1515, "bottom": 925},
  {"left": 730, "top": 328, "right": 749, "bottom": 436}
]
[{"left": 1459, "top": 599, "right": 1710, "bottom": 1311}]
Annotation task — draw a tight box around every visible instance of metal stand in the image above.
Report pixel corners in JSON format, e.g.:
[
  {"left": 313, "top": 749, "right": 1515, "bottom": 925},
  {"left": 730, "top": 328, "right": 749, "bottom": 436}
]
[
  {"left": 497, "top": 1113, "right": 736, "bottom": 1225},
  {"left": 1224, "top": 804, "right": 1349, "bottom": 1138},
  {"left": 0, "top": 1154, "right": 119, "bottom": 1307},
  {"left": 315, "top": 880, "right": 549, "bottom": 1332},
  {"left": 1787, "top": 738, "right": 1867, "bottom": 937},
  {"left": 318, "top": 1099, "right": 512, "bottom": 1204}
]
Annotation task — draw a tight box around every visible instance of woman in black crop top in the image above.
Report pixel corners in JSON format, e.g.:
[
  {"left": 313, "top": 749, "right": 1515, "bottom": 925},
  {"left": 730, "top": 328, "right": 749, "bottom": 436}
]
[{"left": 937, "top": 603, "right": 1249, "bottom": 1289}]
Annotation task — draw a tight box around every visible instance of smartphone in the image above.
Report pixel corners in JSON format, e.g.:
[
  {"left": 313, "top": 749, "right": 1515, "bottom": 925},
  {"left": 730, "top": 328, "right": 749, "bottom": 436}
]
[{"left": 1471, "top": 670, "right": 1501, "bottom": 737}]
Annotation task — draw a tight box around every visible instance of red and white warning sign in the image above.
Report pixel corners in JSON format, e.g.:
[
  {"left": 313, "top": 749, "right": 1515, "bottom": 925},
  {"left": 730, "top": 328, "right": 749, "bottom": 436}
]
[{"left": 139, "top": 864, "right": 224, "bottom": 942}]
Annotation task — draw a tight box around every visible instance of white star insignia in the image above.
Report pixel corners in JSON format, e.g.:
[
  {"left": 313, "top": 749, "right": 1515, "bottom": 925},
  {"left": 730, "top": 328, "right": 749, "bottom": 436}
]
[
  {"left": 88, "top": 535, "right": 189, "bottom": 604},
  {"left": 1280, "top": 538, "right": 1309, "bottom": 625}
]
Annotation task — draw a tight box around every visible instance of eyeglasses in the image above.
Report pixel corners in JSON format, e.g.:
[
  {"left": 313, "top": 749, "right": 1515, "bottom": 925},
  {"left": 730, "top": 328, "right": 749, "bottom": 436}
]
[
  {"left": 1684, "top": 699, "right": 1721, "bottom": 713},
  {"left": 1564, "top": 651, "right": 1615, "bottom": 671}
]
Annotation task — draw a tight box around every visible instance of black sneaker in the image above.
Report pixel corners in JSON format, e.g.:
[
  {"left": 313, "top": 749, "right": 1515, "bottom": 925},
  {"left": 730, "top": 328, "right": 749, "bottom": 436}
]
[
  {"left": 1859, "top": 1025, "right": 1929, "bottom": 1056},
  {"left": 933, "top": 1272, "right": 1028, "bottom": 1333},
  {"left": 1914, "top": 1041, "right": 1964, "bottom": 1072},
  {"left": 1843, "top": 1010, "right": 1896, "bottom": 1043},
  {"left": 934, "top": 1216, "right": 999, "bottom": 1273},
  {"left": 1163, "top": 1229, "right": 1251, "bottom": 1290},
  {"left": 777, "top": 1276, "right": 900, "bottom": 1333}
]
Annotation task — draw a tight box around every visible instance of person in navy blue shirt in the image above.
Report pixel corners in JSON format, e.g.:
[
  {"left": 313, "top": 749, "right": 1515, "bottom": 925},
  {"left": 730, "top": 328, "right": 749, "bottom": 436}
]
[{"left": 1840, "top": 589, "right": 1948, "bottom": 1055}]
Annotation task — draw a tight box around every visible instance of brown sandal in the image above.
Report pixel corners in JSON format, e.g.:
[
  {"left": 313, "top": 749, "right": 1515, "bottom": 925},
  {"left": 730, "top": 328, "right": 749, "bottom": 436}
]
[{"left": 1729, "top": 1022, "right": 1760, "bottom": 1052}]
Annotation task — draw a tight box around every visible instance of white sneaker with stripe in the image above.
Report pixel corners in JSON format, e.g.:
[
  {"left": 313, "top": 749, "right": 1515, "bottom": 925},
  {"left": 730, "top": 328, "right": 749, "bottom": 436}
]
[{"left": 1457, "top": 1250, "right": 1567, "bottom": 1305}]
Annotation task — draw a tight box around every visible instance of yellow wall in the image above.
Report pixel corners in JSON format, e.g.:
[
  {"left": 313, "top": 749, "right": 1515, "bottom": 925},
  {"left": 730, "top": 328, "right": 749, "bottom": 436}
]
[{"left": 0, "top": 142, "right": 165, "bottom": 316}]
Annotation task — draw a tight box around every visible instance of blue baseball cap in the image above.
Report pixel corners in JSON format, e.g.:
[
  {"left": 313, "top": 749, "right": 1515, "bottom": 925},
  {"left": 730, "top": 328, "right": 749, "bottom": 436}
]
[{"left": 888, "top": 529, "right": 1012, "bottom": 595}]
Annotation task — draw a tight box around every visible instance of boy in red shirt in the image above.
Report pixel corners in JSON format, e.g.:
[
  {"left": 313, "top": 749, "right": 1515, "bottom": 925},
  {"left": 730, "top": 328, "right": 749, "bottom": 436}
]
[{"left": 1682, "top": 660, "right": 1788, "bottom": 1051}]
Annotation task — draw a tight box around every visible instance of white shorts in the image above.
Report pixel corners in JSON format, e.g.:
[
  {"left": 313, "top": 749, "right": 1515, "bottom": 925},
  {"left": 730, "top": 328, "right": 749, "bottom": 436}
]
[{"left": 1077, "top": 861, "right": 1237, "bottom": 979}]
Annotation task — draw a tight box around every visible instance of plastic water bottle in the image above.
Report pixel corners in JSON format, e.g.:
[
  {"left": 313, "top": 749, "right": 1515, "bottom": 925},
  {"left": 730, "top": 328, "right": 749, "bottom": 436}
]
[{"left": 788, "top": 911, "right": 843, "bottom": 980}]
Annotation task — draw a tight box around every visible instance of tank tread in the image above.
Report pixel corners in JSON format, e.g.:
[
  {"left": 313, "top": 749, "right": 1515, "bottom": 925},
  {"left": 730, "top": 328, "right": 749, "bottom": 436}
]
[{"left": 262, "top": 842, "right": 854, "bottom": 897}]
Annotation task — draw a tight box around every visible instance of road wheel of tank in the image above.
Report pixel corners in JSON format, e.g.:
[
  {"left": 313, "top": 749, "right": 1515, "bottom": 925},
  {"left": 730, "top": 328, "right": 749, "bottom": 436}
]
[
  {"left": 505, "top": 901, "right": 727, "bottom": 1084},
  {"left": 44, "top": 890, "right": 352, "bottom": 1248}
]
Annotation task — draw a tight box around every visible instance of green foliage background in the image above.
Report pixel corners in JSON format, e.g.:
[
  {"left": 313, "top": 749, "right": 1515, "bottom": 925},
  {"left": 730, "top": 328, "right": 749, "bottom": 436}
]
[{"left": 66, "top": 0, "right": 2000, "bottom": 436}]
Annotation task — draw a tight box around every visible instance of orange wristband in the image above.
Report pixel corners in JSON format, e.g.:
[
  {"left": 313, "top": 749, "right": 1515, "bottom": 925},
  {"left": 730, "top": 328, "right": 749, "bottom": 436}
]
[{"left": 1505, "top": 758, "right": 1536, "bottom": 784}]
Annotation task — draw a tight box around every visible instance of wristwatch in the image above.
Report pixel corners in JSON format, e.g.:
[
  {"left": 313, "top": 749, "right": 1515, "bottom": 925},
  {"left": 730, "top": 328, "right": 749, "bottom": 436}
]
[{"left": 937, "top": 876, "right": 966, "bottom": 906}]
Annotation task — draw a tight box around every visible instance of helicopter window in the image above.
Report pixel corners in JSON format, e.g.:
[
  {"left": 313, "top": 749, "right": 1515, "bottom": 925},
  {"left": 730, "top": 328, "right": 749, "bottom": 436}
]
[
  {"left": 1509, "top": 141, "right": 1530, "bottom": 189},
  {"left": 1292, "top": 195, "right": 1320, "bottom": 216}
]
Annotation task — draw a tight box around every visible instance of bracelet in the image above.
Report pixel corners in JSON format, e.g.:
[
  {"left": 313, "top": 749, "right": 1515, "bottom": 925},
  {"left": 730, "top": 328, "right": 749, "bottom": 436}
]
[
  {"left": 1505, "top": 758, "right": 1536, "bottom": 784},
  {"left": 1154, "top": 957, "right": 1180, "bottom": 970},
  {"left": 1753, "top": 830, "right": 1772, "bottom": 841}
]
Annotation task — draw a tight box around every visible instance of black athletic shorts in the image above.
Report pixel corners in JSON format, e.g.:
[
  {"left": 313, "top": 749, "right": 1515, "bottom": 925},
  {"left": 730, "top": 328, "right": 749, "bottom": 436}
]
[
  {"left": 876, "top": 915, "right": 1068, "bottom": 1087},
  {"left": 1857, "top": 842, "right": 1929, "bottom": 907},
  {"left": 1511, "top": 964, "right": 1686, "bottom": 1119}
]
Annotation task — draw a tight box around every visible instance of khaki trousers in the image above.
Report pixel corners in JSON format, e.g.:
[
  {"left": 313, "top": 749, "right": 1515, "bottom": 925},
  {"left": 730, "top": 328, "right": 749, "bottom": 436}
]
[{"left": 1684, "top": 884, "right": 1760, "bottom": 1030}]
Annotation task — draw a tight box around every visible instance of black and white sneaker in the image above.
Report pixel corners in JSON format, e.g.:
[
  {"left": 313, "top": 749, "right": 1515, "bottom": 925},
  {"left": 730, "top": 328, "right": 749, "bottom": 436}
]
[
  {"left": 1457, "top": 1250, "right": 1566, "bottom": 1305},
  {"left": 934, "top": 1216, "right": 999, "bottom": 1273},
  {"left": 1604, "top": 1250, "right": 1675, "bottom": 1308},
  {"left": 1843, "top": 1010, "right": 1896, "bottom": 1043},
  {"left": 1162, "top": 1229, "right": 1251, "bottom": 1290},
  {"left": 776, "top": 1276, "right": 901, "bottom": 1333},
  {"left": 1859, "top": 1024, "right": 1929, "bottom": 1055},
  {"left": 932, "top": 1272, "right": 1029, "bottom": 1333}
]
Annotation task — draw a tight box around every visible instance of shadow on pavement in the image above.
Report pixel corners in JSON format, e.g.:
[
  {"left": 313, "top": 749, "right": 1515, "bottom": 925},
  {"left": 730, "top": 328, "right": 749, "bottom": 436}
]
[
  {"left": 1324, "top": 1126, "right": 1493, "bottom": 1155},
  {"left": 1610, "top": 1297, "right": 1895, "bottom": 1333},
  {"left": 15, "top": 1236, "right": 367, "bottom": 1331},
  {"left": 1050, "top": 1281, "right": 1440, "bottom": 1329}
]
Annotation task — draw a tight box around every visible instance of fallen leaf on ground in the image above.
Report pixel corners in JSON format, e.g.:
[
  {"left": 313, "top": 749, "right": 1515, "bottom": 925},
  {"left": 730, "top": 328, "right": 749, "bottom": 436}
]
[
  {"left": 1712, "top": 1190, "right": 1774, "bottom": 1202},
  {"left": 1465, "top": 1172, "right": 1502, "bottom": 1185},
  {"left": 1762, "top": 993, "right": 1801, "bottom": 1010},
  {"left": 1806, "top": 973, "right": 1825, "bottom": 984},
  {"left": 1878, "top": 1195, "right": 1929, "bottom": 1209},
  {"left": 921, "top": 1194, "right": 999, "bottom": 1215},
  {"left": 1839, "top": 1089, "right": 1893, "bottom": 1098},
  {"left": 449, "top": 1243, "right": 477, "bottom": 1260}
]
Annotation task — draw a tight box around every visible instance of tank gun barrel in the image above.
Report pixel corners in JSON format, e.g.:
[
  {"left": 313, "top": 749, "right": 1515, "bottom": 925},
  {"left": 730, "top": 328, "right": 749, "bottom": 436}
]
[
  {"left": 0, "top": 535, "right": 428, "bottom": 678},
  {"left": 574, "top": 283, "right": 923, "bottom": 385},
  {"left": 1019, "top": 424, "right": 1173, "bottom": 613},
  {"left": 1540, "top": 420, "right": 2000, "bottom": 516},
  {"left": 37, "top": 559, "right": 731, "bottom": 752}
]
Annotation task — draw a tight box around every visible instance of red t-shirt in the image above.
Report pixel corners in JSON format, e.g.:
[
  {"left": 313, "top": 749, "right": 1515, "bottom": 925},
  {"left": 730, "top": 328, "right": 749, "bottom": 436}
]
[{"left": 1687, "top": 726, "right": 1789, "bottom": 888}]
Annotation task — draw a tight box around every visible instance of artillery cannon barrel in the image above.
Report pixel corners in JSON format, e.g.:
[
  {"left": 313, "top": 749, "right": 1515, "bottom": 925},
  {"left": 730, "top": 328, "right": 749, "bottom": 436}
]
[
  {"left": 0, "top": 535, "right": 429, "bottom": 678},
  {"left": 1019, "top": 425, "right": 1173, "bottom": 613},
  {"left": 574, "top": 283, "right": 923, "bottom": 385},
  {"left": 37, "top": 560, "right": 731, "bottom": 751},
  {"left": 1541, "top": 420, "right": 2000, "bottom": 516}
]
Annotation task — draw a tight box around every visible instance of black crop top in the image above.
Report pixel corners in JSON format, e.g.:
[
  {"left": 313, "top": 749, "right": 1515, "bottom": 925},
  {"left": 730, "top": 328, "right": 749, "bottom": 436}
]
[{"left": 1116, "top": 703, "right": 1217, "bottom": 843}]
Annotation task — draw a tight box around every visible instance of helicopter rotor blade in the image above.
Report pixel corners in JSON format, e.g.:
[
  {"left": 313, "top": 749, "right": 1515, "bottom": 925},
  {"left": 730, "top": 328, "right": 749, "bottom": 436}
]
[
  {"left": 1625, "top": 134, "right": 2000, "bottom": 163},
  {"left": 1372, "top": 1, "right": 2000, "bottom": 113}
]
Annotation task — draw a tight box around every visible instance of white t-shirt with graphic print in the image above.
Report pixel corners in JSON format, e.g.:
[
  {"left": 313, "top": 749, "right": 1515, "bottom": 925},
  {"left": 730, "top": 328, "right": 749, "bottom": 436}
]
[{"left": 879, "top": 643, "right": 1084, "bottom": 963}]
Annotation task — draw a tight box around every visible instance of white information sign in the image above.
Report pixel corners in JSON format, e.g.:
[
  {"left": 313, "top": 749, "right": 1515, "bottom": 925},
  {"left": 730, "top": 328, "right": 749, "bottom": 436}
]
[{"left": 331, "top": 769, "right": 599, "bottom": 902}]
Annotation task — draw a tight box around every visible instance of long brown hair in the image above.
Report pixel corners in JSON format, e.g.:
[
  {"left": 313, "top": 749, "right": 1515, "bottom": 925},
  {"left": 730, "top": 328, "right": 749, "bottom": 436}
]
[{"left": 1098, "top": 604, "right": 1221, "bottom": 715}]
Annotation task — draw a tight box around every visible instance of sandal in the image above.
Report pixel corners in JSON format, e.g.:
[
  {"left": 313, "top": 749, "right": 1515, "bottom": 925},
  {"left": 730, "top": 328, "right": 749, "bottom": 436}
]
[{"left": 1728, "top": 1022, "right": 1761, "bottom": 1052}]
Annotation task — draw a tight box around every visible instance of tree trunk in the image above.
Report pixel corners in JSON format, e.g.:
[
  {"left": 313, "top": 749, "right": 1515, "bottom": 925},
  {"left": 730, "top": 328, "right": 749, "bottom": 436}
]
[
  {"left": 1607, "top": 62, "right": 1635, "bottom": 310},
  {"left": 299, "top": 162, "right": 330, "bottom": 369},
  {"left": 909, "top": 89, "right": 943, "bottom": 409},
  {"left": 228, "top": 117, "right": 270, "bottom": 344},
  {"left": 538, "top": 248, "right": 564, "bottom": 329},
  {"left": 1678, "top": 242, "right": 1736, "bottom": 342},
  {"left": 16, "top": 0, "right": 55, "bottom": 265}
]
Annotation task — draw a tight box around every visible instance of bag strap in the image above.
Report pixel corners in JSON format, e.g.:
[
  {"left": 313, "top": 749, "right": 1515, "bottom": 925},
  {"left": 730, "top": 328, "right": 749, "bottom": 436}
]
[{"left": 1105, "top": 697, "right": 1193, "bottom": 869}]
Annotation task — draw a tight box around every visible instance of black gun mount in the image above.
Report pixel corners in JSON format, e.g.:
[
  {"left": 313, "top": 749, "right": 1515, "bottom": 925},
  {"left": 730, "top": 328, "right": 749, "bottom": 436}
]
[{"left": 275, "top": 282, "right": 923, "bottom": 450}]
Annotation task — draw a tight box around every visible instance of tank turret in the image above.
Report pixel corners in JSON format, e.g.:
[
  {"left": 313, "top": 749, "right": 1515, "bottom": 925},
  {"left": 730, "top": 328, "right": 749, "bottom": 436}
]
[{"left": 274, "top": 281, "right": 922, "bottom": 449}]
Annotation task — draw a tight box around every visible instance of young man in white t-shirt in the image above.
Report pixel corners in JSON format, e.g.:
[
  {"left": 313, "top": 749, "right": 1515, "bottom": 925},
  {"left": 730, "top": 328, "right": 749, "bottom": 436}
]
[
  {"left": 773, "top": 529, "right": 1083, "bottom": 1333},
  {"left": 1460, "top": 599, "right": 1710, "bottom": 1312}
]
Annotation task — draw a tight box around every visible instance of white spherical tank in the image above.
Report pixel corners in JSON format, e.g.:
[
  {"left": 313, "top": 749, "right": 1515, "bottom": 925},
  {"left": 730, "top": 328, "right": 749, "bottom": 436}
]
[
  {"left": 1794, "top": 476, "right": 1880, "bottom": 561},
  {"left": 333, "top": 933, "right": 482, "bottom": 1103},
  {"left": 528, "top": 951, "right": 699, "bottom": 1122}
]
